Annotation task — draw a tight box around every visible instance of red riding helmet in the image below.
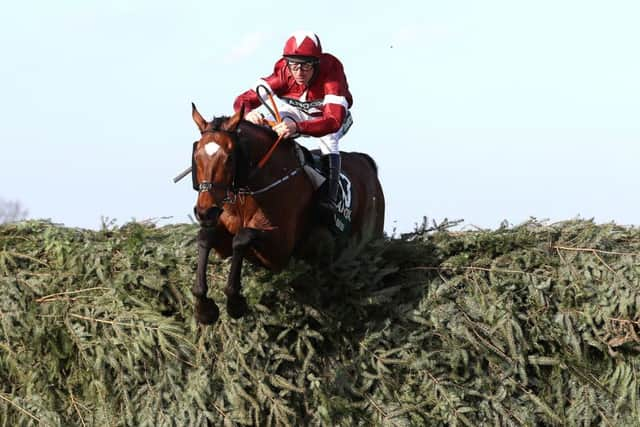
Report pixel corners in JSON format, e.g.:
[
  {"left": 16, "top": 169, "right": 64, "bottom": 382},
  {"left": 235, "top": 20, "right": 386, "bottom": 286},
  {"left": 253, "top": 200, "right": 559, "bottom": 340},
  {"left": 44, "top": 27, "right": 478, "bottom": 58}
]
[{"left": 282, "top": 31, "right": 322, "bottom": 62}]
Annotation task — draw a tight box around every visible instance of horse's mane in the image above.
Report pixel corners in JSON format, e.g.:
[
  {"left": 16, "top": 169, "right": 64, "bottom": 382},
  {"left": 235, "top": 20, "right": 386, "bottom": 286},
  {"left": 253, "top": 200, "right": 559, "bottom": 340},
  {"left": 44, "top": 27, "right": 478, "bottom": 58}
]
[
  {"left": 209, "top": 116, "right": 227, "bottom": 130},
  {"left": 238, "top": 119, "right": 279, "bottom": 143},
  {"left": 209, "top": 116, "right": 278, "bottom": 144}
]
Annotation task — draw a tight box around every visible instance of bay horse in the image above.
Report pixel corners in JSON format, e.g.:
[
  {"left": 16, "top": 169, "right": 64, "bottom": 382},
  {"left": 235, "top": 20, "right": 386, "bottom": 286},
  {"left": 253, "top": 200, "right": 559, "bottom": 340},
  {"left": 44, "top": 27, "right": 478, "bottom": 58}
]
[{"left": 190, "top": 104, "right": 384, "bottom": 324}]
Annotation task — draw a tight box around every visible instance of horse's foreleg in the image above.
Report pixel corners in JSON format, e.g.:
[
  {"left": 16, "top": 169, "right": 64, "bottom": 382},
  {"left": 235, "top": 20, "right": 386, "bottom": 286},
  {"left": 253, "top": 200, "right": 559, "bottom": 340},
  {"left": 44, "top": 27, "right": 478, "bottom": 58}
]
[
  {"left": 225, "top": 227, "right": 262, "bottom": 319},
  {"left": 192, "top": 226, "right": 220, "bottom": 324}
]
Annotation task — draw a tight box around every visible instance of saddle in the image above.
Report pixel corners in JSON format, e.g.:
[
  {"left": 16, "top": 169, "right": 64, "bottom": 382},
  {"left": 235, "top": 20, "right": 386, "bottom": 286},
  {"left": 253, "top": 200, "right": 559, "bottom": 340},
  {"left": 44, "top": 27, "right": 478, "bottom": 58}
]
[{"left": 295, "top": 145, "right": 353, "bottom": 235}]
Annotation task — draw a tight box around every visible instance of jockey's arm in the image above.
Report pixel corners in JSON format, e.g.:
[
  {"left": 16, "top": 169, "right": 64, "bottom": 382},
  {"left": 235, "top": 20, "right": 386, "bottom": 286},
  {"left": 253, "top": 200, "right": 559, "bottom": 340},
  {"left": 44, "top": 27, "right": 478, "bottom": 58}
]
[
  {"left": 233, "top": 62, "right": 286, "bottom": 116},
  {"left": 297, "top": 86, "right": 349, "bottom": 137},
  {"left": 233, "top": 89, "right": 262, "bottom": 114}
]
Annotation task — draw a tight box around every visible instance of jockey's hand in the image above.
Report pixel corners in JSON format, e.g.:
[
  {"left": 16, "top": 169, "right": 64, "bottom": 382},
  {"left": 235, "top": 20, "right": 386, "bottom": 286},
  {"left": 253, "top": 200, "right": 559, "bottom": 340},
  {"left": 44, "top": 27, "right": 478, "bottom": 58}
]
[
  {"left": 273, "top": 119, "right": 298, "bottom": 139},
  {"left": 245, "top": 110, "right": 265, "bottom": 125}
]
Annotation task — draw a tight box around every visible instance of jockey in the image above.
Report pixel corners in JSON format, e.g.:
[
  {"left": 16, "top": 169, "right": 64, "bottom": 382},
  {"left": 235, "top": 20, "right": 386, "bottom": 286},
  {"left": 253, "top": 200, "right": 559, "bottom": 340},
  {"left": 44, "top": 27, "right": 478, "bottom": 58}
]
[{"left": 233, "top": 30, "right": 353, "bottom": 218}]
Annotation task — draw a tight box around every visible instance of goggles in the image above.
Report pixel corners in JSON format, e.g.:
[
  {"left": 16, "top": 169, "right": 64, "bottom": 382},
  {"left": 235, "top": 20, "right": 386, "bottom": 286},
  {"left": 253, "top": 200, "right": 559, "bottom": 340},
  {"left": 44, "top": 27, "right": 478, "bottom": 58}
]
[{"left": 287, "top": 61, "right": 315, "bottom": 72}]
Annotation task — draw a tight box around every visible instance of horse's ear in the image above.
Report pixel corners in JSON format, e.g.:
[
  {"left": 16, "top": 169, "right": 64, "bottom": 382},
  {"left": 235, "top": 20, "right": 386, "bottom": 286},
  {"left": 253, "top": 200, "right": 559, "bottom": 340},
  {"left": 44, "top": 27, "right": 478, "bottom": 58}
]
[
  {"left": 223, "top": 106, "right": 244, "bottom": 133},
  {"left": 192, "top": 103, "right": 207, "bottom": 133}
]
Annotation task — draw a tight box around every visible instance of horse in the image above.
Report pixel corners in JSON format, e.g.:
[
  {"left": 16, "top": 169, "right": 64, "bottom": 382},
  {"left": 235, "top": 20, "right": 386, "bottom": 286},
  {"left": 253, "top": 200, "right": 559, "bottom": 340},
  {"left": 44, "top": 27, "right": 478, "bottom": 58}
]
[{"left": 189, "top": 104, "right": 385, "bottom": 324}]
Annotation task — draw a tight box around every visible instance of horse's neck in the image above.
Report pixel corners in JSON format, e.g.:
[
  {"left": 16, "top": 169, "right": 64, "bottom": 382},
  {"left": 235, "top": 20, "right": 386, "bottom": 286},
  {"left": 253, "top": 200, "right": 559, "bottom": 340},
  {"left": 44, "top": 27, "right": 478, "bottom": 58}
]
[{"left": 241, "top": 123, "right": 297, "bottom": 169}]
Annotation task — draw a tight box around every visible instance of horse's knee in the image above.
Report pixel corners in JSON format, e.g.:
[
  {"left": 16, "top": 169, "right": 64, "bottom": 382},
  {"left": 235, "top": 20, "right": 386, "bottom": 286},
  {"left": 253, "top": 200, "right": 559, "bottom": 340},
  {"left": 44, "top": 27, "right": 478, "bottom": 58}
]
[
  {"left": 226, "top": 228, "right": 263, "bottom": 298},
  {"left": 197, "top": 225, "right": 218, "bottom": 246},
  {"left": 232, "top": 228, "right": 262, "bottom": 251}
]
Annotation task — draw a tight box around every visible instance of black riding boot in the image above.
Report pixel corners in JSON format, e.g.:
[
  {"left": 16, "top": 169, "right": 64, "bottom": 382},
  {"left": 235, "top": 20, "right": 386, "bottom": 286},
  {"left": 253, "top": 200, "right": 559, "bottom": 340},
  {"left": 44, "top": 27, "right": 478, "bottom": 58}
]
[{"left": 319, "top": 153, "right": 341, "bottom": 217}]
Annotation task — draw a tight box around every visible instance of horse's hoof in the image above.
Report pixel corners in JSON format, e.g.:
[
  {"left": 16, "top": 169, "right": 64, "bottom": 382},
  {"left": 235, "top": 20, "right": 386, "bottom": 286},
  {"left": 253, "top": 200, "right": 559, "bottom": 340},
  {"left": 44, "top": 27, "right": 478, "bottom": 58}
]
[
  {"left": 227, "top": 295, "right": 248, "bottom": 319},
  {"left": 194, "top": 297, "right": 220, "bottom": 325}
]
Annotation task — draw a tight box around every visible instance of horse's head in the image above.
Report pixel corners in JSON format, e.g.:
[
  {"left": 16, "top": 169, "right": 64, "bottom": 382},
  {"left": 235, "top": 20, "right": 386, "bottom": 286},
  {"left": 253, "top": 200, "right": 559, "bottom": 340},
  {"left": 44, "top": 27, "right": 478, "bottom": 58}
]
[
  {"left": 191, "top": 103, "right": 248, "bottom": 226},
  {"left": 190, "top": 104, "right": 294, "bottom": 227}
]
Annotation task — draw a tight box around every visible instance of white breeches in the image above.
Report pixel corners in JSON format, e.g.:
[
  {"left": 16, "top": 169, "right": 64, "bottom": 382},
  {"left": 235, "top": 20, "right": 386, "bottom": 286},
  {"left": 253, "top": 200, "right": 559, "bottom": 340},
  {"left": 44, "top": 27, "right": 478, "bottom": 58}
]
[{"left": 253, "top": 98, "right": 352, "bottom": 155}]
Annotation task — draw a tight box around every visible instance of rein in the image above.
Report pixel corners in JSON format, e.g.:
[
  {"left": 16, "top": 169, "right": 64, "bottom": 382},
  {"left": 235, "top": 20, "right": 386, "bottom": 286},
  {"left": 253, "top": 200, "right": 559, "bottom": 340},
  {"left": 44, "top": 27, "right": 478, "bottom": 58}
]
[
  {"left": 236, "top": 168, "right": 301, "bottom": 197},
  {"left": 255, "top": 85, "right": 286, "bottom": 169}
]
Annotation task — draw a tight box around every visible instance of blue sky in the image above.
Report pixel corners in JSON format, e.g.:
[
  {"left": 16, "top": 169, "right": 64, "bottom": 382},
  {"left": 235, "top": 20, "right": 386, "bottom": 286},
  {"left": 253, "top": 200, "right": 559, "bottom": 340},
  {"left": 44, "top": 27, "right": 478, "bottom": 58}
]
[{"left": 1, "top": 0, "right": 639, "bottom": 232}]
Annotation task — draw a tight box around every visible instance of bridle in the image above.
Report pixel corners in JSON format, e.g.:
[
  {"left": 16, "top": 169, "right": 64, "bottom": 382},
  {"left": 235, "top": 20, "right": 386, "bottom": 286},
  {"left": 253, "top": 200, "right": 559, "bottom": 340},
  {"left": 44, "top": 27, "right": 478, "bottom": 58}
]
[{"left": 192, "top": 126, "right": 244, "bottom": 207}]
